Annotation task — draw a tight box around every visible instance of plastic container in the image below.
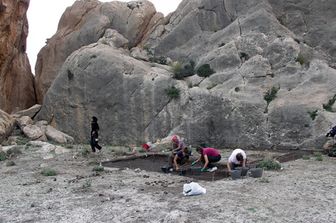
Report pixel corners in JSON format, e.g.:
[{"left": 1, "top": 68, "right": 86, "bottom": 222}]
[
  {"left": 249, "top": 168, "right": 263, "bottom": 178},
  {"left": 231, "top": 169, "right": 242, "bottom": 180},
  {"left": 236, "top": 167, "right": 249, "bottom": 177}
]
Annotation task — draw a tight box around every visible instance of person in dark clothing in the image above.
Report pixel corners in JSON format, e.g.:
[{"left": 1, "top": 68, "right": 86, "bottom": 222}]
[
  {"left": 168, "top": 147, "right": 191, "bottom": 171},
  {"left": 90, "top": 116, "right": 102, "bottom": 152}
]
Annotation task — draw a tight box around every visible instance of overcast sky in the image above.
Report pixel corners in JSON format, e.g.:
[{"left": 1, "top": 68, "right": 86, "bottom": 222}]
[{"left": 27, "top": 0, "right": 182, "bottom": 73}]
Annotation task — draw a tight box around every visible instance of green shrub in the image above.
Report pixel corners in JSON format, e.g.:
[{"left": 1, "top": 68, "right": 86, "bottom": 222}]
[
  {"left": 256, "top": 159, "right": 281, "bottom": 170},
  {"left": 239, "top": 52, "right": 249, "bottom": 61},
  {"left": 296, "top": 54, "right": 305, "bottom": 65},
  {"left": 264, "top": 86, "right": 279, "bottom": 113},
  {"left": 0, "top": 151, "right": 7, "bottom": 161},
  {"left": 302, "top": 155, "right": 310, "bottom": 160},
  {"left": 93, "top": 166, "right": 104, "bottom": 172},
  {"left": 16, "top": 136, "right": 30, "bottom": 145},
  {"left": 196, "top": 64, "right": 215, "bottom": 77},
  {"left": 149, "top": 56, "right": 168, "bottom": 65},
  {"left": 165, "top": 86, "right": 180, "bottom": 99},
  {"left": 41, "top": 168, "right": 57, "bottom": 176},
  {"left": 307, "top": 110, "right": 318, "bottom": 121},
  {"left": 6, "top": 160, "right": 16, "bottom": 166},
  {"left": 81, "top": 147, "right": 91, "bottom": 157},
  {"left": 314, "top": 152, "right": 323, "bottom": 161},
  {"left": 264, "top": 86, "right": 279, "bottom": 104},
  {"left": 172, "top": 61, "right": 195, "bottom": 79},
  {"left": 82, "top": 179, "right": 92, "bottom": 189},
  {"left": 323, "top": 94, "right": 336, "bottom": 112}
]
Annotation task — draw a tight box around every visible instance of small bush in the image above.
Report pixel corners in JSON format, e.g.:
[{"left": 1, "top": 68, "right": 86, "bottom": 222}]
[
  {"left": 165, "top": 86, "right": 180, "bottom": 99},
  {"left": 82, "top": 179, "right": 92, "bottom": 189},
  {"left": 307, "top": 110, "right": 318, "bottom": 120},
  {"left": 264, "top": 86, "right": 279, "bottom": 104},
  {"left": 296, "top": 54, "right": 305, "bottom": 65},
  {"left": 256, "top": 159, "right": 281, "bottom": 170},
  {"left": 6, "top": 160, "right": 16, "bottom": 166},
  {"left": 314, "top": 152, "right": 323, "bottom": 161},
  {"left": 92, "top": 166, "right": 104, "bottom": 172},
  {"left": 259, "top": 178, "right": 270, "bottom": 183},
  {"left": 81, "top": 147, "right": 91, "bottom": 157},
  {"left": 149, "top": 56, "right": 168, "bottom": 65},
  {"left": 323, "top": 94, "right": 336, "bottom": 112},
  {"left": 16, "top": 136, "right": 30, "bottom": 145},
  {"left": 0, "top": 151, "right": 7, "bottom": 161},
  {"left": 196, "top": 64, "right": 215, "bottom": 77},
  {"left": 172, "top": 61, "right": 195, "bottom": 79},
  {"left": 302, "top": 155, "right": 310, "bottom": 160},
  {"left": 41, "top": 168, "right": 57, "bottom": 176},
  {"left": 264, "top": 86, "right": 279, "bottom": 113},
  {"left": 234, "top": 87, "right": 240, "bottom": 92},
  {"left": 239, "top": 52, "right": 249, "bottom": 61}
]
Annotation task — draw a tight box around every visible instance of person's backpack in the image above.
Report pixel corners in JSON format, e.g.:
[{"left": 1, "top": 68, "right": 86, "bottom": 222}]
[{"left": 326, "top": 125, "right": 336, "bottom": 137}]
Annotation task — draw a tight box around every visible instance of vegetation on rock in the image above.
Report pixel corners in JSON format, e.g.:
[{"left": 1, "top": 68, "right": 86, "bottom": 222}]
[
  {"left": 307, "top": 110, "right": 318, "bottom": 120},
  {"left": 165, "top": 86, "right": 180, "bottom": 99},
  {"left": 322, "top": 94, "right": 336, "bottom": 112},
  {"left": 196, "top": 64, "right": 215, "bottom": 77},
  {"left": 264, "top": 86, "right": 279, "bottom": 113}
]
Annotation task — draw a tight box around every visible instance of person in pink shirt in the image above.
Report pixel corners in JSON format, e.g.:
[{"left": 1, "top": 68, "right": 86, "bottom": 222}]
[{"left": 191, "top": 146, "right": 221, "bottom": 172}]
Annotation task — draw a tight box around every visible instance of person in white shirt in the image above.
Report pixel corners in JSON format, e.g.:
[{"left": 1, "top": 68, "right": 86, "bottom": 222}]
[{"left": 227, "top": 148, "right": 247, "bottom": 172}]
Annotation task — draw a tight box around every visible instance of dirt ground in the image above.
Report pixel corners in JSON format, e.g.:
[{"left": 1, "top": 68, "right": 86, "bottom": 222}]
[{"left": 0, "top": 144, "right": 335, "bottom": 223}]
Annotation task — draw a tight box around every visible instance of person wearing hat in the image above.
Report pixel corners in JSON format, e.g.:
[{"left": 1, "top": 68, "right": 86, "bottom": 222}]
[
  {"left": 171, "top": 135, "right": 186, "bottom": 154},
  {"left": 90, "top": 116, "right": 102, "bottom": 153}
]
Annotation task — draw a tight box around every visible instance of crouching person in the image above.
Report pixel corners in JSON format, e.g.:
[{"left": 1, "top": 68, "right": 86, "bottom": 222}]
[
  {"left": 192, "top": 146, "right": 221, "bottom": 172},
  {"left": 168, "top": 147, "right": 191, "bottom": 171},
  {"left": 227, "top": 148, "right": 247, "bottom": 172}
]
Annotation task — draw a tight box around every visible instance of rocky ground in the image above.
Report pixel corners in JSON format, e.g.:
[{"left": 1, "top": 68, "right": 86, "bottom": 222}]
[{"left": 0, "top": 143, "right": 335, "bottom": 223}]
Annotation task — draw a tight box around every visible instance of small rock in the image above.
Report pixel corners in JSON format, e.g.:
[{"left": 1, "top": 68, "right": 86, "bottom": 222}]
[
  {"left": 47, "top": 188, "right": 52, "bottom": 193},
  {"left": 30, "top": 203, "right": 35, "bottom": 208},
  {"left": 98, "top": 193, "right": 104, "bottom": 197},
  {"left": 53, "top": 178, "right": 57, "bottom": 181}
]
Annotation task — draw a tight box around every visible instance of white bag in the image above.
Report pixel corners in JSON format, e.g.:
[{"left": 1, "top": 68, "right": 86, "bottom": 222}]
[{"left": 183, "top": 182, "right": 206, "bottom": 196}]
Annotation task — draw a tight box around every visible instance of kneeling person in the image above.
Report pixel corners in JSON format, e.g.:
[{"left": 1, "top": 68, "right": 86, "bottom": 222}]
[
  {"left": 227, "top": 148, "right": 247, "bottom": 172},
  {"left": 192, "top": 146, "right": 221, "bottom": 172},
  {"left": 168, "top": 147, "right": 191, "bottom": 171}
]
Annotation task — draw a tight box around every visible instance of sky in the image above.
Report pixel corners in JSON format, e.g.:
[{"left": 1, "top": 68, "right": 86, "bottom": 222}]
[{"left": 27, "top": 0, "right": 182, "bottom": 73}]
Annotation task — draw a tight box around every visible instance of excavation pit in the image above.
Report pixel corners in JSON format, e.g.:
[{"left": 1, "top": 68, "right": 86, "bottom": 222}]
[
  {"left": 102, "top": 150, "right": 315, "bottom": 181},
  {"left": 102, "top": 154, "right": 230, "bottom": 181}
]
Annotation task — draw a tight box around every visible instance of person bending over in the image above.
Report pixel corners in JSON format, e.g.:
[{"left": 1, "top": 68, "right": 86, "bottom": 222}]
[
  {"left": 192, "top": 146, "right": 221, "bottom": 172},
  {"left": 227, "top": 148, "right": 246, "bottom": 172},
  {"left": 168, "top": 147, "right": 191, "bottom": 171}
]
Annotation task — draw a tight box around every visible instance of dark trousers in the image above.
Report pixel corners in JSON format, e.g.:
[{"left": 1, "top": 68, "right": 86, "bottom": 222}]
[
  {"left": 202, "top": 155, "right": 221, "bottom": 168},
  {"left": 229, "top": 162, "right": 242, "bottom": 170},
  {"left": 90, "top": 136, "right": 102, "bottom": 152},
  {"left": 168, "top": 154, "right": 188, "bottom": 168}
]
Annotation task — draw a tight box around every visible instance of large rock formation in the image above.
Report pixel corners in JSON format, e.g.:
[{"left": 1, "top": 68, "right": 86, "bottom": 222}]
[
  {"left": 0, "top": 0, "right": 36, "bottom": 113},
  {"left": 34, "top": 0, "right": 163, "bottom": 103},
  {"left": 37, "top": 0, "right": 336, "bottom": 150},
  {"left": 0, "top": 109, "right": 15, "bottom": 143}
]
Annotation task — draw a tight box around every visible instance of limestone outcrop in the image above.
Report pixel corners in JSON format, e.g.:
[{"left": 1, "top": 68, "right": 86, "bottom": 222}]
[
  {"left": 0, "top": 0, "right": 36, "bottom": 113},
  {"left": 34, "top": 0, "right": 162, "bottom": 103},
  {"left": 36, "top": 0, "right": 336, "bottom": 150}
]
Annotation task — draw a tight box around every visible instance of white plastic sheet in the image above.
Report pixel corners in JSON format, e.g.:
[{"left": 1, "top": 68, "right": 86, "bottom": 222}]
[{"left": 182, "top": 182, "right": 206, "bottom": 196}]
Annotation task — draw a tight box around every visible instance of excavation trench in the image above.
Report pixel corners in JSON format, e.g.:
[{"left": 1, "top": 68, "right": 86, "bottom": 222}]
[{"left": 102, "top": 150, "right": 314, "bottom": 181}]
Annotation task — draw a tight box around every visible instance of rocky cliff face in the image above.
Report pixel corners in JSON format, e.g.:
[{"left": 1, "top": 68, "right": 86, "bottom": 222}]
[
  {"left": 0, "top": 0, "right": 36, "bottom": 113},
  {"left": 34, "top": 0, "right": 162, "bottom": 103},
  {"left": 37, "top": 0, "right": 336, "bottom": 150}
]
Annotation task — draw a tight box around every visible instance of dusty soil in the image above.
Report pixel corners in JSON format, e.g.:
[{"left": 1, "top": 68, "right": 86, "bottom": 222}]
[{"left": 1, "top": 144, "right": 335, "bottom": 223}]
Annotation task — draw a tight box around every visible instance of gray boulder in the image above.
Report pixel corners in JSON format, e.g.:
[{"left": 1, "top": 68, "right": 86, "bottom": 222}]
[
  {"left": 45, "top": 125, "right": 74, "bottom": 144},
  {"left": 12, "top": 104, "right": 42, "bottom": 119}
]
